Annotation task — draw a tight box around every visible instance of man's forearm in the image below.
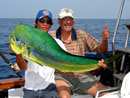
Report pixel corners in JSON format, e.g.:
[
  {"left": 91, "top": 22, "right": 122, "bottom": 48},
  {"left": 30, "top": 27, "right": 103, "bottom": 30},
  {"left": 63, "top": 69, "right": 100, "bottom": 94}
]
[
  {"left": 97, "top": 40, "right": 108, "bottom": 52},
  {"left": 16, "top": 54, "right": 27, "bottom": 71}
]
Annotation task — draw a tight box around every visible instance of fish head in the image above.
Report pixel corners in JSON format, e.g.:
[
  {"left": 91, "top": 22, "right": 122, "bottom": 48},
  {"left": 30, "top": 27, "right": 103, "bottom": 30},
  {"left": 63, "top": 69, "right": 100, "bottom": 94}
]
[{"left": 8, "top": 35, "right": 29, "bottom": 55}]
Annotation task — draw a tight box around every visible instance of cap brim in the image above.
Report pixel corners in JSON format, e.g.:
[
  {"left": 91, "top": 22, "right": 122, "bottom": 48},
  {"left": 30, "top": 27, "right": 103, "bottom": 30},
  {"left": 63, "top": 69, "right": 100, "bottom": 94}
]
[{"left": 59, "top": 16, "right": 75, "bottom": 19}]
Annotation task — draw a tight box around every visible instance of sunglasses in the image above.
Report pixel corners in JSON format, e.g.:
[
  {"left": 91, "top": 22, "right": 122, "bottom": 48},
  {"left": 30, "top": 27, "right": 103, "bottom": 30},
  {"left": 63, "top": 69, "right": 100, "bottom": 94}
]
[
  {"left": 39, "top": 18, "right": 53, "bottom": 24},
  {"left": 61, "top": 17, "right": 73, "bottom": 22}
]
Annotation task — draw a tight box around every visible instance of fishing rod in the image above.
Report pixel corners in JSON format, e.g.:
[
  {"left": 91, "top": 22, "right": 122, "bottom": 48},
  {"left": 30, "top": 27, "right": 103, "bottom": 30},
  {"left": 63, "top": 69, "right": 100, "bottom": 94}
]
[
  {"left": 0, "top": 52, "right": 16, "bottom": 56},
  {"left": 0, "top": 53, "right": 23, "bottom": 78}
]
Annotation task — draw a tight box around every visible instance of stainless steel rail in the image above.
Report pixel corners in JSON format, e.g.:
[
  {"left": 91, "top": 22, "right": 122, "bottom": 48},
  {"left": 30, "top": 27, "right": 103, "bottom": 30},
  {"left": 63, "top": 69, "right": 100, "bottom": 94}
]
[{"left": 112, "top": 0, "right": 125, "bottom": 68}]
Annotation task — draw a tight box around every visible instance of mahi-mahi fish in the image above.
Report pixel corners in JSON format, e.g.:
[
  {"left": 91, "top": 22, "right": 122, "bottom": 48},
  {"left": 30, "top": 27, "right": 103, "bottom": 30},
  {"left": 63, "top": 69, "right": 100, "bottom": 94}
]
[{"left": 8, "top": 24, "right": 123, "bottom": 72}]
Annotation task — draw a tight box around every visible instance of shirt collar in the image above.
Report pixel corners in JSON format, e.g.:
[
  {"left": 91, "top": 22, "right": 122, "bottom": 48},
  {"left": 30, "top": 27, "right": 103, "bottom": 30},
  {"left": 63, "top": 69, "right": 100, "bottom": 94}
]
[{"left": 56, "top": 27, "right": 77, "bottom": 41}]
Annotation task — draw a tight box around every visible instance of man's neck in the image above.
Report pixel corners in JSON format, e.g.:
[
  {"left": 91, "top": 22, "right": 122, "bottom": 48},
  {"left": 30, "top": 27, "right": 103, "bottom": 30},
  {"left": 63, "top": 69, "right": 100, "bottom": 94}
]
[{"left": 61, "top": 31, "right": 72, "bottom": 43}]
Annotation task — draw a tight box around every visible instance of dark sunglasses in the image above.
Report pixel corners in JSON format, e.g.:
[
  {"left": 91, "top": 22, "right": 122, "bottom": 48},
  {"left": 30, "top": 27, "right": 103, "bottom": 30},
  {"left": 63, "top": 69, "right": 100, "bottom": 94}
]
[{"left": 39, "top": 18, "right": 53, "bottom": 24}]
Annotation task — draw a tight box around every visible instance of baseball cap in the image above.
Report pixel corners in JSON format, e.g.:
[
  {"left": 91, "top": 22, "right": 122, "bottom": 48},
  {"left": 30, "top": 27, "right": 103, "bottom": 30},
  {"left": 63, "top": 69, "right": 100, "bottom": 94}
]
[
  {"left": 36, "top": 9, "right": 53, "bottom": 20},
  {"left": 58, "top": 8, "right": 75, "bottom": 19}
]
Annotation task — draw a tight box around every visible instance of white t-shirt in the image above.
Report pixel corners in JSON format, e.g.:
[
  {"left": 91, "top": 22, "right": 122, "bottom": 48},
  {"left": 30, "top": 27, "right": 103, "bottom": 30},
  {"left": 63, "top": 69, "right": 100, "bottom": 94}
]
[
  {"left": 24, "top": 38, "right": 66, "bottom": 91},
  {"left": 120, "top": 72, "right": 130, "bottom": 98}
]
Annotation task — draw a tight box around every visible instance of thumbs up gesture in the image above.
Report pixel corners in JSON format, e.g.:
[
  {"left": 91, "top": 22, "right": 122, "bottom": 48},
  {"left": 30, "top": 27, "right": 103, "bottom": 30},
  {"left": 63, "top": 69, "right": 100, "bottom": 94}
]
[{"left": 102, "top": 24, "right": 110, "bottom": 41}]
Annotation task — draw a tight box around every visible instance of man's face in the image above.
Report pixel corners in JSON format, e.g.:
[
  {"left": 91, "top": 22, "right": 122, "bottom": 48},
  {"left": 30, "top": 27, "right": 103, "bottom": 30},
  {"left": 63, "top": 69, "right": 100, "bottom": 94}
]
[
  {"left": 58, "top": 17, "right": 75, "bottom": 32},
  {"left": 35, "top": 16, "right": 52, "bottom": 32}
]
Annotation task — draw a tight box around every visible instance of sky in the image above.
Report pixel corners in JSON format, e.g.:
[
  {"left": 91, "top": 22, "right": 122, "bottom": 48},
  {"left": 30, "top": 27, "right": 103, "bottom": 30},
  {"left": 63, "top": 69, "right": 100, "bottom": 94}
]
[{"left": 0, "top": 0, "right": 130, "bottom": 19}]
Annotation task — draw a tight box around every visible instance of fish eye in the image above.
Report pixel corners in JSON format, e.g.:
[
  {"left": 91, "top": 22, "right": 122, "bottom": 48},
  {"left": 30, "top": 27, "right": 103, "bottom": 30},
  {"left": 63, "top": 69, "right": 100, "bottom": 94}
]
[{"left": 11, "top": 36, "right": 16, "bottom": 41}]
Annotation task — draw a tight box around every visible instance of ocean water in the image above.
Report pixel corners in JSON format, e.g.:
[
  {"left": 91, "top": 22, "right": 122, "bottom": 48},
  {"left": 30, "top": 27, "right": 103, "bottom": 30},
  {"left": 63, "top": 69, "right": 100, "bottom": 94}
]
[{"left": 0, "top": 18, "right": 130, "bottom": 79}]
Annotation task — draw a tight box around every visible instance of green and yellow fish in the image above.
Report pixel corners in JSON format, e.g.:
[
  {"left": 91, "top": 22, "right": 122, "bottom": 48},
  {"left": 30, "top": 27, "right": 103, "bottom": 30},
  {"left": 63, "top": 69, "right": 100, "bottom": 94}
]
[{"left": 8, "top": 24, "right": 122, "bottom": 72}]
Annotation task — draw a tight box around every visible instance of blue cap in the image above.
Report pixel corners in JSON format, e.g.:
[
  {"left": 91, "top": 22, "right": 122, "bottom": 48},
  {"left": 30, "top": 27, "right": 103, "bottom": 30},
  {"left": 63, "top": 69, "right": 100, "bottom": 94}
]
[{"left": 36, "top": 9, "right": 53, "bottom": 20}]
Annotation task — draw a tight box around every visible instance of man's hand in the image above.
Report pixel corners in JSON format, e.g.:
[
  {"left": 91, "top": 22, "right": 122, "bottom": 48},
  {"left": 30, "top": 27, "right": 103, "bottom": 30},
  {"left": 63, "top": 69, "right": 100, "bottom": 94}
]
[
  {"left": 9, "top": 45, "right": 13, "bottom": 51},
  {"left": 98, "top": 59, "right": 106, "bottom": 69},
  {"left": 102, "top": 24, "right": 110, "bottom": 42}
]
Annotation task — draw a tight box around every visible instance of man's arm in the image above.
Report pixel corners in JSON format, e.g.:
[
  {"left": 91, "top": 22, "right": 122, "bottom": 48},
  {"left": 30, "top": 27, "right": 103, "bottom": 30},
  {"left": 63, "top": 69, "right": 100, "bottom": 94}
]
[
  {"left": 16, "top": 54, "right": 27, "bottom": 71},
  {"left": 97, "top": 24, "right": 110, "bottom": 52},
  {"left": 9, "top": 45, "right": 27, "bottom": 71}
]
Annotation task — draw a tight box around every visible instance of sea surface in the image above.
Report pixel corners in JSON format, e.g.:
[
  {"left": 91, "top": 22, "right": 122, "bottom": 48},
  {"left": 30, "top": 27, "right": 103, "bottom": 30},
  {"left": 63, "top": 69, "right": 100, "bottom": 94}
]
[{"left": 0, "top": 18, "right": 130, "bottom": 79}]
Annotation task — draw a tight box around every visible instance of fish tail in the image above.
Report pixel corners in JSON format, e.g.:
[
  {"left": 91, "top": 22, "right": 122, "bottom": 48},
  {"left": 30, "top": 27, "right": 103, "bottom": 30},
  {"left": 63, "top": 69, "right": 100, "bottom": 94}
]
[
  {"left": 104, "top": 53, "right": 124, "bottom": 72},
  {"left": 104, "top": 53, "right": 124, "bottom": 64},
  {"left": 106, "top": 65, "right": 117, "bottom": 72}
]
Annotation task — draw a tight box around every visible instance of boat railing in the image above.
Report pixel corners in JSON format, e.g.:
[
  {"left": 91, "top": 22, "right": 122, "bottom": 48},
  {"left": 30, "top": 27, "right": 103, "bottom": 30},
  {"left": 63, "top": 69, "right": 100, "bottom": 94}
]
[
  {"left": 113, "top": 24, "right": 130, "bottom": 86},
  {"left": 111, "top": 0, "right": 130, "bottom": 86},
  {"left": 96, "top": 0, "right": 130, "bottom": 97}
]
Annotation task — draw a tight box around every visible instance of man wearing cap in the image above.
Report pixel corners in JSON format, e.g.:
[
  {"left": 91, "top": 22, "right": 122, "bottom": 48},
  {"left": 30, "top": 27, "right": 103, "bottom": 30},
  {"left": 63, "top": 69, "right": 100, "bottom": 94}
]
[
  {"left": 49, "top": 8, "right": 110, "bottom": 98},
  {"left": 12, "top": 9, "right": 66, "bottom": 98}
]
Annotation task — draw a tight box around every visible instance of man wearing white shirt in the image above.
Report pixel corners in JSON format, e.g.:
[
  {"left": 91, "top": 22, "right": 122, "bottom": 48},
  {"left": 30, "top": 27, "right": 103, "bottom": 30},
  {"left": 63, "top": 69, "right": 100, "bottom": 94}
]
[{"left": 10, "top": 9, "right": 66, "bottom": 98}]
